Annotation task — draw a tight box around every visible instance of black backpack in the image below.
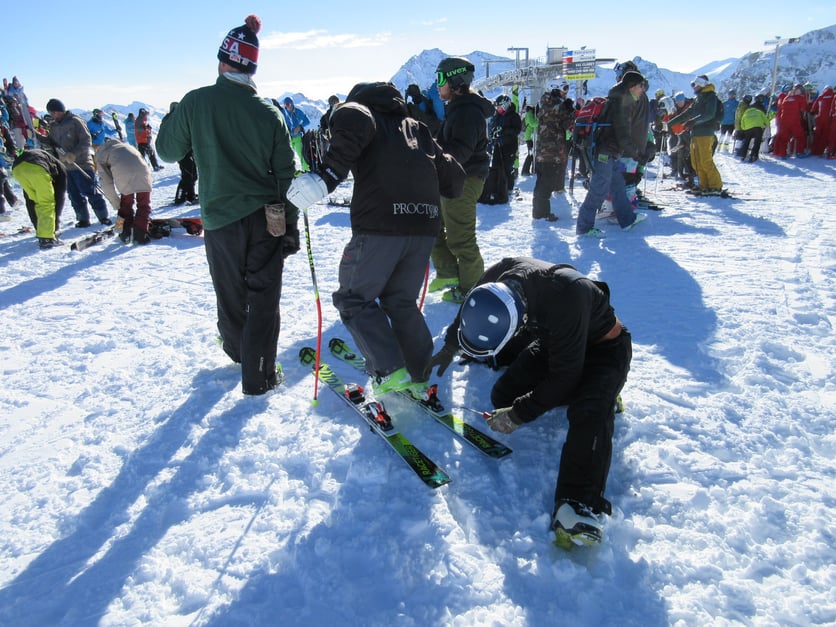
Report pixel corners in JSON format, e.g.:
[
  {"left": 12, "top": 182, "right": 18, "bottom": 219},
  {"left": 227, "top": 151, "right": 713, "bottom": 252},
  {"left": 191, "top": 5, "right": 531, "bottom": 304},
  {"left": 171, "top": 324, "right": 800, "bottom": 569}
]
[{"left": 713, "top": 96, "right": 725, "bottom": 126}]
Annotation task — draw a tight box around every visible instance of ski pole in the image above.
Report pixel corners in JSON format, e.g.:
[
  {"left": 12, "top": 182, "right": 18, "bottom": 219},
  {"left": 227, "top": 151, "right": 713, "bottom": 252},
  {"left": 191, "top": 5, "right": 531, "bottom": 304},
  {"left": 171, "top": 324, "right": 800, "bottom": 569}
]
[
  {"left": 418, "top": 262, "right": 429, "bottom": 311},
  {"left": 302, "top": 207, "right": 323, "bottom": 403},
  {"left": 454, "top": 405, "right": 492, "bottom": 420}
]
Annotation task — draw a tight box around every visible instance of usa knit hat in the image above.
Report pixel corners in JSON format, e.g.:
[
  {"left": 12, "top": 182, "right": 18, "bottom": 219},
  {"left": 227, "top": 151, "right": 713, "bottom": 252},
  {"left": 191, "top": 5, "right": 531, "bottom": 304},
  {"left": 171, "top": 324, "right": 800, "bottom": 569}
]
[{"left": 218, "top": 15, "right": 262, "bottom": 74}]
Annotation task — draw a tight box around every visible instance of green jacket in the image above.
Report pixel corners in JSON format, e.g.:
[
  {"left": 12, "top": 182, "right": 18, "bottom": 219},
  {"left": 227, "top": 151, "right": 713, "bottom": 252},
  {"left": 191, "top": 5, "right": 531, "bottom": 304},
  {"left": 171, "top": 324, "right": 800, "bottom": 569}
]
[
  {"left": 524, "top": 109, "right": 538, "bottom": 141},
  {"left": 669, "top": 84, "right": 720, "bottom": 137},
  {"left": 156, "top": 76, "right": 297, "bottom": 230},
  {"left": 740, "top": 106, "right": 768, "bottom": 131}
]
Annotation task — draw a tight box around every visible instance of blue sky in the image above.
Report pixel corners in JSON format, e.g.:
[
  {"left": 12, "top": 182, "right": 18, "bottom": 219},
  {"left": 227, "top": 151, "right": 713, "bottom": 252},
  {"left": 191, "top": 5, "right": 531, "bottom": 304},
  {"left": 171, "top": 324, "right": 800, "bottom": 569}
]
[{"left": 5, "top": 1, "right": 834, "bottom": 111}]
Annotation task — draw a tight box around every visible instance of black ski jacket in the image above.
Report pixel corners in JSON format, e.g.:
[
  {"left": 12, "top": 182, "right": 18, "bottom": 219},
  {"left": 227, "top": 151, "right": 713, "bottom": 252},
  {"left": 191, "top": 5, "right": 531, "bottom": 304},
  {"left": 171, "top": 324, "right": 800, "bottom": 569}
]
[
  {"left": 320, "top": 82, "right": 465, "bottom": 237},
  {"left": 436, "top": 91, "right": 494, "bottom": 179},
  {"left": 596, "top": 82, "right": 645, "bottom": 160},
  {"left": 443, "top": 257, "right": 619, "bottom": 422}
]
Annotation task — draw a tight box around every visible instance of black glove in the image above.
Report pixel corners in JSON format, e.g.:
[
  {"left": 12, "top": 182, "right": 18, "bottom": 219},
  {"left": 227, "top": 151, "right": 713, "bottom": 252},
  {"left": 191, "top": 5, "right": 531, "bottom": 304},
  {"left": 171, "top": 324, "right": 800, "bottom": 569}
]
[
  {"left": 644, "top": 141, "right": 656, "bottom": 163},
  {"left": 430, "top": 343, "right": 458, "bottom": 377},
  {"left": 282, "top": 222, "right": 300, "bottom": 259}
]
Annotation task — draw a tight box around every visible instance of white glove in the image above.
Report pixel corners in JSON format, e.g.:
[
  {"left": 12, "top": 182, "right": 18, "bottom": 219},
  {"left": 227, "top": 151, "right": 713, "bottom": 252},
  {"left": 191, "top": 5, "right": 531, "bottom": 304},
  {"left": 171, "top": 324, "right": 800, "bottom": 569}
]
[{"left": 287, "top": 173, "right": 328, "bottom": 209}]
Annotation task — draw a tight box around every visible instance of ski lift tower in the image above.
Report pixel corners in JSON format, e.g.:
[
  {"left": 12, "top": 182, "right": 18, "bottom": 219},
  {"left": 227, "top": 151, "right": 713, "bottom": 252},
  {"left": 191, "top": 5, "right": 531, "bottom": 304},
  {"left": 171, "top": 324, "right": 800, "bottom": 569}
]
[{"left": 764, "top": 36, "right": 800, "bottom": 97}]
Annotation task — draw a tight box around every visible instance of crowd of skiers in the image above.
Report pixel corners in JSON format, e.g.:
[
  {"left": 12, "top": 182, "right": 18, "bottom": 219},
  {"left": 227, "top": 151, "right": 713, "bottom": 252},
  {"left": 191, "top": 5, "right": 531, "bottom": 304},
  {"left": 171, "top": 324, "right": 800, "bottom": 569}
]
[
  {"left": 3, "top": 30, "right": 833, "bottom": 553},
  {"left": 0, "top": 93, "right": 186, "bottom": 248}
]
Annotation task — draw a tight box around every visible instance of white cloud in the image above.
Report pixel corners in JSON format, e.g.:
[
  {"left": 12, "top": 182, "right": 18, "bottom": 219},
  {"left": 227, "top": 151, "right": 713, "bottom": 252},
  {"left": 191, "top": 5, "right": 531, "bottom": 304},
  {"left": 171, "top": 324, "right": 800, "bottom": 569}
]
[{"left": 261, "top": 30, "right": 390, "bottom": 50}]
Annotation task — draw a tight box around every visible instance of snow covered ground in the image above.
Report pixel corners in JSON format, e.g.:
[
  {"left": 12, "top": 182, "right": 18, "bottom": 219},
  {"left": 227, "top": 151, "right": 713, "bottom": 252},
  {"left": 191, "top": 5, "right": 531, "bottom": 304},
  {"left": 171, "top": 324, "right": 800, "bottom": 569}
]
[{"left": 0, "top": 146, "right": 833, "bottom": 626}]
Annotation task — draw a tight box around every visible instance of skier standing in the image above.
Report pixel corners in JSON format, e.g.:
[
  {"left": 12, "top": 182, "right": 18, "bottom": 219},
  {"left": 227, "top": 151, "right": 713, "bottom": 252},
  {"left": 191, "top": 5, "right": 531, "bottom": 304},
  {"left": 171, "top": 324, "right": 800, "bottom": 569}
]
[
  {"left": 157, "top": 14, "right": 300, "bottom": 396},
  {"left": 42, "top": 98, "right": 112, "bottom": 227},
  {"left": 428, "top": 56, "right": 493, "bottom": 303},
  {"left": 287, "top": 81, "right": 465, "bottom": 397},
  {"left": 574, "top": 70, "right": 648, "bottom": 236},
  {"left": 532, "top": 89, "right": 574, "bottom": 220},
  {"left": 667, "top": 75, "right": 723, "bottom": 194}
]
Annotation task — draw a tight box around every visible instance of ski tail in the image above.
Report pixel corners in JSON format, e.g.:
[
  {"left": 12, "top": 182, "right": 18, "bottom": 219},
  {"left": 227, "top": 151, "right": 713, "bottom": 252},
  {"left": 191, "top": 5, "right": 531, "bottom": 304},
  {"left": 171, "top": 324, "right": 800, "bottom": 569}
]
[{"left": 299, "top": 347, "right": 451, "bottom": 488}]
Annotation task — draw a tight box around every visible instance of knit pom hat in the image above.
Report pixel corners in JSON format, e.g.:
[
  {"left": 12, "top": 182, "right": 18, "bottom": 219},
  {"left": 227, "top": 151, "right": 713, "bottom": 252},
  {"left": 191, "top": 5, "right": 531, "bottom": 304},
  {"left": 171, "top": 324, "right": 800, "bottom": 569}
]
[{"left": 218, "top": 15, "right": 262, "bottom": 74}]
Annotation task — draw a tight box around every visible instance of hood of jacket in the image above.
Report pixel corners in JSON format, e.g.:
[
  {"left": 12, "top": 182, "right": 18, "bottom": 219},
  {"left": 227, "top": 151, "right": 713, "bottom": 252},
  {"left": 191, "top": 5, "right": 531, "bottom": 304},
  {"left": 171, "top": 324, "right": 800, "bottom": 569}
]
[{"left": 346, "top": 82, "right": 408, "bottom": 116}]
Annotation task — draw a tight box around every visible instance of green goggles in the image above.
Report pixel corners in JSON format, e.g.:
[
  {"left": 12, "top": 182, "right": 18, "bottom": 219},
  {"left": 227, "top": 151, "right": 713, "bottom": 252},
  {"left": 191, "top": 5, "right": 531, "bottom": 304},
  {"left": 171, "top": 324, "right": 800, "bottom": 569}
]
[{"left": 436, "top": 71, "right": 448, "bottom": 87}]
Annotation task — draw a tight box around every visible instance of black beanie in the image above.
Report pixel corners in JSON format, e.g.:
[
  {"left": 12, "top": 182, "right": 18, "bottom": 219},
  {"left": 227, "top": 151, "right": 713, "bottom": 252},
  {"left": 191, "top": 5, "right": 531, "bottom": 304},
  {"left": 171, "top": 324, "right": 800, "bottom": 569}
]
[
  {"left": 217, "top": 15, "right": 262, "bottom": 74},
  {"left": 621, "top": 71, "right": 645, "bottom": 89},
  {"left": 46, "top": 98, "right": 66, "bottom": 113}
]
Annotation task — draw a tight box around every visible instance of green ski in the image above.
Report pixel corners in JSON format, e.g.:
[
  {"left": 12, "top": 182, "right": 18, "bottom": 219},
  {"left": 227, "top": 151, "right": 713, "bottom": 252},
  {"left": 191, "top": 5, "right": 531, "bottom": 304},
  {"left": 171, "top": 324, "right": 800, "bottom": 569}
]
[
  {"left": 299, "top": 347, "right": 451, "bottom": 489},
  {"left": 328, "top": 338, "right": 512, "bottom": 459}
]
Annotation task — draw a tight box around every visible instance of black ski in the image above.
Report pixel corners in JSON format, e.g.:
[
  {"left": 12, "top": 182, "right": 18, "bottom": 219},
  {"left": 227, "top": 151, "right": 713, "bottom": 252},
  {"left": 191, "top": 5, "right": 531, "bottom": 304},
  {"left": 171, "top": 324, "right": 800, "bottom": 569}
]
[
  {"left": 69, "top": 227, "right": 116, "bottom": 251},
  {"left": 110, "top": 112, "right": 124, "bottom": 141},
  {"left": 299, "top": 347, "right": 451, "bottom": 489},
  {"left": 328, "top": 338, "right": 512, "bottom": 459}
]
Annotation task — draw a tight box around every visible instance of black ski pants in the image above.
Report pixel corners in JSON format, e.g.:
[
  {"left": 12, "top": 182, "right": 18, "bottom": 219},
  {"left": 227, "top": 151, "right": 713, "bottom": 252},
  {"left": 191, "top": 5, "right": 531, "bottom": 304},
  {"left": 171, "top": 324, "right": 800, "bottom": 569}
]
[
  {"left": 490, "top": 329, "right": 632, "bottom": 515},
  {"left": 204, "top": 209, "right": 286, "bottom": 395}
]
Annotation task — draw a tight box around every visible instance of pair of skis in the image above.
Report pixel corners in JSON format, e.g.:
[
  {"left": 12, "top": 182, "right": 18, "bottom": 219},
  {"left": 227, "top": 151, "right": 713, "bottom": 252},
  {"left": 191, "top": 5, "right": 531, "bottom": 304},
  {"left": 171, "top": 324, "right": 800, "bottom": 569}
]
[{"left": 299, "top": 338, "right": 512, "bottom": 489}]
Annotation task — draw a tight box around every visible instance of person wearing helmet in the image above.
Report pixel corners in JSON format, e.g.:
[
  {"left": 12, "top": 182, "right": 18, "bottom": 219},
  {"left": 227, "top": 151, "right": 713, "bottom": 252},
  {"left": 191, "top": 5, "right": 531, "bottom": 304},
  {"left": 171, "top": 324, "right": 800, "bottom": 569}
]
[
  {"left": 429, "top": 57, "right": 494, "bottom": 303},
  {"left": 613, "top": 60, "right": 638, "bottom": 81},
  {"left": 651, "top": 89, "right": 668, "bottom": 152},
  {"left": 772, "top": 83, "right": 810, "bottom": 158},
  {"left": 666, "top": 92, "right": 695, "bottom": 185},
  {"left": 483, "top": 94, "right": 522, "bottom": 201},
  {"left": 279, "top": 97, "right": 311, "bottom": 171},
  {"left": 737, "top": 95, "right": 768, "bottom": 162},
  {"left": 718, "top": 90, "right": 739, "bottom": 151},
  {"left": 86, "top": 108, "right": 118, "bottom": 152},
  {"left": 667, "top": 75, "right": 723, "bottom": 194},
  {"left": 430, "top": 256, "right": 632, "bottom": 548}
]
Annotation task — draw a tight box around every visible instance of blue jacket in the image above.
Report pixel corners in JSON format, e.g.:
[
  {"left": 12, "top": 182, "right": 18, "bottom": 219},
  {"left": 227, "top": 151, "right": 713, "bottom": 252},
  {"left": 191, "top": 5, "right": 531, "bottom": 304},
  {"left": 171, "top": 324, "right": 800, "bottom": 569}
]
[
  {"left": 87, "top": 116, "right": 118, "bottom": 146},
  {"left": 427, "top": 83, "right": 446, "bottom": 121},
  {"left": 721, "top": 97, "right": 739, "bottom": 126},
  {"left": 282, "top": 105, "right": 310, "bottom": 138}
]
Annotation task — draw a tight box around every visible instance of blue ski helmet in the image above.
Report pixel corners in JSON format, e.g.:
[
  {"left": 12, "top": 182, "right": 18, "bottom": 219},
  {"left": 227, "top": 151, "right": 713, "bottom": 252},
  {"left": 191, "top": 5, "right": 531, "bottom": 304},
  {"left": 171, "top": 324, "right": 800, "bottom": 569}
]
[
  {"left": 614, "top": 60, "right": 638, "bottom": 80},
  {"left": 458, "top": 281, "right": 527, "bottom": 358}
]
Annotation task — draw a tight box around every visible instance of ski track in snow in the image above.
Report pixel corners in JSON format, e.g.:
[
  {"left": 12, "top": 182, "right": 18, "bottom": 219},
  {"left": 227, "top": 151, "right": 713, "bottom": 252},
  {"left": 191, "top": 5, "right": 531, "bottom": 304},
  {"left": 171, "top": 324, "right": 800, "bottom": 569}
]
[{"left": 0, "top": 151, "right": 834, "bottom": 626}]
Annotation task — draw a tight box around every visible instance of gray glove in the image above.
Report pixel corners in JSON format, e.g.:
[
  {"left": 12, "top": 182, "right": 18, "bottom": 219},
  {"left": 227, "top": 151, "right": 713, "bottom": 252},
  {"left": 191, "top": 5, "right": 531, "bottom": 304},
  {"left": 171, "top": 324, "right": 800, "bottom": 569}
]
[
  {"left": 487, "top": 407, "right": 520, "bottom": 434},
  {"left": 430, "top": 344, "right": 458, "bottom": 377}
]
